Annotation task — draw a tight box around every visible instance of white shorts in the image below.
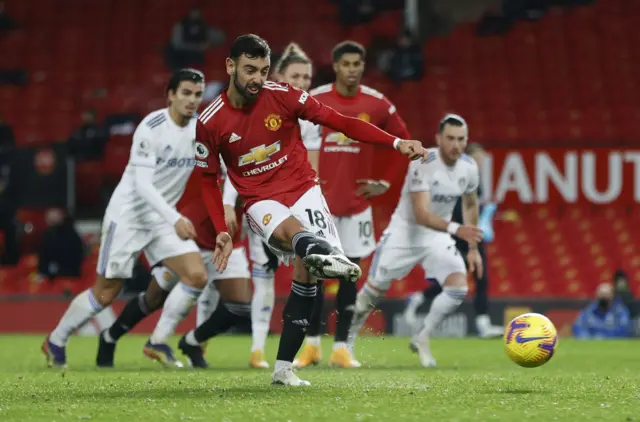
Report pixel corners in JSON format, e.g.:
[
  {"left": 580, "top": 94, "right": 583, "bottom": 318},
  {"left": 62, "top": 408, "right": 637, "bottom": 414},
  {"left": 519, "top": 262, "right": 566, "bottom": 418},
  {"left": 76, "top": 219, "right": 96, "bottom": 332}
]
[
  {"left": 368, "top": 224, "right": 466, "bottom": 291},
  {"left": 333, "top": 206, "right": 376, "bottom": 258},
  {"left": 245, "top": 185, "right": 344, "bottom": 264},
  {"left": 248, "top": 228, "right": 271, "bottom": 266},
  {"left": 97, "top": 218, "right": 199, "bottom": 279},
  {"left": 154, "top": 246, "right": 251, "bottom": 292}
]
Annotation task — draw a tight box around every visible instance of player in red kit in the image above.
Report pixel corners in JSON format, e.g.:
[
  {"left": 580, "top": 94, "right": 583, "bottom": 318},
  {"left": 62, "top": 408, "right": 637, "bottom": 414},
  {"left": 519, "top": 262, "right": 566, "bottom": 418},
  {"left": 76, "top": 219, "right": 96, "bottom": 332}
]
[
  {"left": 188, "top": 34, "right": 427, "bottom": 386},
  {"left": 294, "top": 41, "right": 412, "bottom": 369}
]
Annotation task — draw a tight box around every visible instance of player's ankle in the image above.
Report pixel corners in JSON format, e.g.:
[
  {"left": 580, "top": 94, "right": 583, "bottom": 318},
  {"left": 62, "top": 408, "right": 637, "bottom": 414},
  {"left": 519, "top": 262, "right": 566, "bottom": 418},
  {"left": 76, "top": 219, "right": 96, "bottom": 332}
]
[{"left": 305, "top": 336, "right": 321, "bottom": 347}]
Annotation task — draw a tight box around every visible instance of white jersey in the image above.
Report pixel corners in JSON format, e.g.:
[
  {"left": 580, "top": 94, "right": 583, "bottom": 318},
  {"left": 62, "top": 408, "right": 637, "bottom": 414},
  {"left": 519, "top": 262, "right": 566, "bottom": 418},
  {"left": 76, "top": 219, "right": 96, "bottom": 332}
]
[
  {"left": 105, "top": 108, "right": 197, "bottom": 228},
  {"left": 390, "top": 147, "right": 479, "bottom": 235},
  {"left": 300, "top": 119, "right": 322, "bottom": 151}
]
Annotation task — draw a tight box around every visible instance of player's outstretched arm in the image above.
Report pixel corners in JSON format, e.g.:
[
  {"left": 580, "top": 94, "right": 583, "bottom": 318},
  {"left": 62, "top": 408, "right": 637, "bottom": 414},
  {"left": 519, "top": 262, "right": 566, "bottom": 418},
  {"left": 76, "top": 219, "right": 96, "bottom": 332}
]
[{"left": 296, "top": 90, "right": 426, "bottom": 161}]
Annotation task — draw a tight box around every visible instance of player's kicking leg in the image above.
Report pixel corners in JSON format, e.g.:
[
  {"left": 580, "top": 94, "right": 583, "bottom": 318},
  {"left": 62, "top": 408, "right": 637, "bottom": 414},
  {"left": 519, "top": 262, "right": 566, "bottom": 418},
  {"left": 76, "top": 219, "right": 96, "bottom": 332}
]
[
  {"left": 43, "top": 219, "right": 148, "bottom": 368},
  {"left": 248, "top": 233, "right": 279, "bottom": 369},
  {"left": 409, "top": 236, "right": 469, "bottom": 367},
  {"left": 246, "top": 186, "right": 355, "bottom": 386},
  {"left": 96, "top": 267, "right": 174, "bottom": 367}
]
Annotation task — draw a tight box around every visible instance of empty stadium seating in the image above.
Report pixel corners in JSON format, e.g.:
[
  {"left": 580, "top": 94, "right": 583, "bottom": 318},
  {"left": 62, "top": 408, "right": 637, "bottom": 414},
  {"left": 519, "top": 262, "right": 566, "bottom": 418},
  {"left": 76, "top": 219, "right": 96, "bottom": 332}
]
[{"left": 1, "top": 0, "right": 639, "bottom": 298}]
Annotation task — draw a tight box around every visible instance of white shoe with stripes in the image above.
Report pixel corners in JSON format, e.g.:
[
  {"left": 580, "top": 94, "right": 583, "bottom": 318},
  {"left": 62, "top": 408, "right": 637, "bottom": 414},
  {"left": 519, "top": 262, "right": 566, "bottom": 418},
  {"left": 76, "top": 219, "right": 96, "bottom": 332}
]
[{"left": 303, "top": 253, "right": 362, "bottom": 282}]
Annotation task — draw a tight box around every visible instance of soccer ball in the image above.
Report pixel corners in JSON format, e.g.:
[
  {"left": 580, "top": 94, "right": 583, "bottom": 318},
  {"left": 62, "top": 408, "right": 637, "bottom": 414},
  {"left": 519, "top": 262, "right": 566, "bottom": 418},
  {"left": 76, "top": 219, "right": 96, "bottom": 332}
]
[{"left": 504, "top": 313, "right": 558, "bottom": 368}]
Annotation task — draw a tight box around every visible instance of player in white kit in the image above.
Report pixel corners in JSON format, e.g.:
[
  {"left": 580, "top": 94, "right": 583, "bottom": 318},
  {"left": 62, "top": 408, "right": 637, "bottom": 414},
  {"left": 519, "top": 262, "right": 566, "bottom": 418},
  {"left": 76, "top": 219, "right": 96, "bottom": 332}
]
[
  {"left": 216, "top": 42, "right": 324, "bottom": 369},
  {"left": 42, "top": 69, "right": 233, "bottom": 367},
  {"left": 347, "top": 114, "right": 484, "bottom": 367}
]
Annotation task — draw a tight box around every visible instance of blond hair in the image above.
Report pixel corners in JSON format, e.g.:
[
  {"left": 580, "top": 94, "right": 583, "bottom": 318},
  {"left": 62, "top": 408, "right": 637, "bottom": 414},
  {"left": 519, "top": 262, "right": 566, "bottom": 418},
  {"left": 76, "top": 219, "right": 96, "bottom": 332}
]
[{"left": 275, "top": 42, "right": 312, "bottom": 75}]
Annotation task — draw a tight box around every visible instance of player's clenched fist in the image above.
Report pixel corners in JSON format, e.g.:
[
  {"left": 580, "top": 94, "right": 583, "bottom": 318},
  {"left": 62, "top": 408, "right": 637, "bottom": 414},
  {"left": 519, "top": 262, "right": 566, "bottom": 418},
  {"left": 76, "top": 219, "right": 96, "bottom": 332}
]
[
  {"left": 396, "top": 140, "right": 428, "bottom": 161},
  {"left": 212, "top": 232, "right": 233, "bottom": 271},
  {"left": 175, "top": 217, "right": 196, "bottom": 240}
]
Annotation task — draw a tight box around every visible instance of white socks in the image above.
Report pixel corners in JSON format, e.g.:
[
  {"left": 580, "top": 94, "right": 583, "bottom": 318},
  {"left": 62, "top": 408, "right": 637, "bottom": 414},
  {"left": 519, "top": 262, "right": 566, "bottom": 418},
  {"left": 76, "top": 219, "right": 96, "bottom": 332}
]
[
  {"left": 49, "top": 289, "right": 104, "bottom": 347},
  {"left": 305, "top": 336, "right": 321, "bottom": 347},
  {"left": 417, "top": 287, "right": 467, "bottom": 339},
  {"left": 150, "top": 282, "right": 202, "bottom": 345},
  {"left": 347, "top": 284, "right": 383, "bottom": 349},
  {"left": 251, "top": 267, "right": 275, "bottom": 352},
  {"left": 274, "top": 359, "right": 292, "bottom": 373},
  {"left": 196, "top": 281, "right": 219, "bottom": 327}
]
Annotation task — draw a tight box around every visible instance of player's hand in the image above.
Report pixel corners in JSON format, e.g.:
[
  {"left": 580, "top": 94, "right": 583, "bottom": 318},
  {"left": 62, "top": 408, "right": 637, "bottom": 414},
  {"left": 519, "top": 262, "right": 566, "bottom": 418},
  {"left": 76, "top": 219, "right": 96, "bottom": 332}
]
[
  {"left": 467, "top": 247, "right": 484, "bottom": 278},
  {"left": 175, "top": 217, "right": 196, "bottom": 240},
  {"left": 396, "top": 140, "right": 427, "bottom": 161},
  {"left": 212, "top": 232, "right": 233, "bottom": 272},
  {"left": 223, "top": 205, "right": 238, "bottom": 239},
  {"left": 455, "top": 224, "right": 484, "bottom": 245},
  {"left": 356, "top": 179, "right": 390, "bottom": 199}
]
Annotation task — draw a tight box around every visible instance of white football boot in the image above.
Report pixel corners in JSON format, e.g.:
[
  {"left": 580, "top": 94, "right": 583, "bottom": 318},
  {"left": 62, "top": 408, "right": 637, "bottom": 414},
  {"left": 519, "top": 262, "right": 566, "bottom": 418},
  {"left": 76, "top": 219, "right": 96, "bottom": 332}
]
[
  {"left": 304, "top": 253, "right": 362, "bottom": 282},
  {"left": 272, "top": 365, "right": 311, "bottom": 386},
  {"left": 409, "top": 336, "right": 437, "bottom": 368}
]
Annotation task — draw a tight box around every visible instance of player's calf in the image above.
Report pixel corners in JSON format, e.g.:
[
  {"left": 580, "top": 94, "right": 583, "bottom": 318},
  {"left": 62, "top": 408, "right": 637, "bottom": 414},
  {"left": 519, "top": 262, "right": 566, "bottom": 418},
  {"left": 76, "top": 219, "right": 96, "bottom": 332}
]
[
  {"left": 411, "top": 273, "right": 468, "bottom": 367},
  {"left": 180, "top": 300, "right": 251, "bottom": 368},
  {"left": 347, "top": 282, "right": 387, "bottom": 351},
  {"left": 46, "top": 277, "right": 123, "bottom": 366},
  {"left": 273, "top": 280, "right": 317, "bottom": 378},
  {"left": 97, "top": 274, "right": 171, "bottom": 367}
]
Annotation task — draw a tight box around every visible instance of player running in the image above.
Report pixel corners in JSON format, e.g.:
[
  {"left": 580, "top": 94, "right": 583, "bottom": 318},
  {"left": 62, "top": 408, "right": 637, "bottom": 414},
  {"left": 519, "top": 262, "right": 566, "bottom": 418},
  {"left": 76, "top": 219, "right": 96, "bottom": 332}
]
[
  {"left": 42, "top": 69, "right": 233, "bottom": 368},
  {"left": 96, "top": 169, "right": 251, "bottom": 368},
  {"left": 186, "top": 34, "right": 427, "bottom": 386},
  {"left": 347, "top": 114, "right": 484, "bottom": 368},
  {"left": 294, "top": 40, "right": 411, "bottom": 369}
]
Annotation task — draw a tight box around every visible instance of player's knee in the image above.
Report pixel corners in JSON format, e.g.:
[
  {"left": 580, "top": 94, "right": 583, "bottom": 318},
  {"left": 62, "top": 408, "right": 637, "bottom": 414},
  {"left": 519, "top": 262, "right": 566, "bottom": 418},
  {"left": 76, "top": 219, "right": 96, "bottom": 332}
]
[
  {"left": 144, "top": 289, "right": 167, "bottom": 311},
  {"left": 93, "top": 277, "right": 122, "bottom": 306},
  {"left": 272, "top": 216, "right": 305, "bottom": 245},
  {"left": 442, "top": 272, "right": 468, "bottom": 290},
  {"left": 183, "top": 268, "right": 208, "bottom": 290},
  {"left": 442, "top": 278, "right": 469, "bottom": 302}
]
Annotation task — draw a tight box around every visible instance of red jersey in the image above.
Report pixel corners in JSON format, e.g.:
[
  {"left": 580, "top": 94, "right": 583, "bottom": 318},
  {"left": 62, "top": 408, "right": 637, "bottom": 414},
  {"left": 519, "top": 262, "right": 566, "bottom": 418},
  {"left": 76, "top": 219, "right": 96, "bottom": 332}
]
[
  {"left": 311, "top": 84, "right": 411, "bottom": 216},
  {"left": 195, "top": 82, "right": 402, "bottom": 224},
  {"left": 177, "top": 171, "right": 242, "bottom": 250}
]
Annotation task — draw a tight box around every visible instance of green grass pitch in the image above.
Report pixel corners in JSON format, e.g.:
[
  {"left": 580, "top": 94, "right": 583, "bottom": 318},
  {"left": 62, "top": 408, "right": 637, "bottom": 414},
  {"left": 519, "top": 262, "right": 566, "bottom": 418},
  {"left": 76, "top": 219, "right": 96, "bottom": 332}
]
[{"left": 0, "top": 335, "right": 638, "bottom": 421}]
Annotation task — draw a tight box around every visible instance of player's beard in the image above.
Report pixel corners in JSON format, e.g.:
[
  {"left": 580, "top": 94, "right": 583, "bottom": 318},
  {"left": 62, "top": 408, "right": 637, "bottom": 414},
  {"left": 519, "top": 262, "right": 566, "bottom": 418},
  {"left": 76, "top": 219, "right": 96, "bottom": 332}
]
[{"left": 234, "top": 73, "right": 261, "bottom": 103}]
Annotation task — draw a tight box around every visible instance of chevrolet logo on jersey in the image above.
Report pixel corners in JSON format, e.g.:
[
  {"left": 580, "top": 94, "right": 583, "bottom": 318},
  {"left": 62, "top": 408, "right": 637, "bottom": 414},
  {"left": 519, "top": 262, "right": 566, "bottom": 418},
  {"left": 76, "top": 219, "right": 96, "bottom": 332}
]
[
  {"left": 325, "top": 132, "right": 357, "bottom": 146},
  {"left": 238, "top": 141, "right": 281, "bottom": 167}
]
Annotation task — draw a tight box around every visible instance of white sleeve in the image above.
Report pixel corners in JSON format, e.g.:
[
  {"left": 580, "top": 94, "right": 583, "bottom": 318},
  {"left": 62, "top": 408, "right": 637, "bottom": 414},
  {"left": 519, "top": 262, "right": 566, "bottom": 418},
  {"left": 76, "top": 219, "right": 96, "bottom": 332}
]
[
  {"left": 130, "top": 129, "right": 182, "bottom": 226},
  {"left": 222, "top": 174, "right": 239, "bottom": 206},
  {"left": 465, "top": 161, "right": 480, "bottom": 194},
  {"left": 407, "top": 160, "right": 430, "bottom": 193},
  {"left": 300, "top": 120, "right": 322, "bottom": 151}
]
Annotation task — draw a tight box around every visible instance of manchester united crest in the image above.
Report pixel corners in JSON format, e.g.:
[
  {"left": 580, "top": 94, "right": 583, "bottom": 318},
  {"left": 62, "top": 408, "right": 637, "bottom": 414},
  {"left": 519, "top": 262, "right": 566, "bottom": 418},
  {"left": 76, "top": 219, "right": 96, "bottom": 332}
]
[
  {"left": 264, "top": 114, "right": 282, "bottom": 131},
  {"left": 263, "top": 213, "right": 272, "bottom": 226},
  {"left": 357, "top": 112, "right": 371, "bottom": 122}
]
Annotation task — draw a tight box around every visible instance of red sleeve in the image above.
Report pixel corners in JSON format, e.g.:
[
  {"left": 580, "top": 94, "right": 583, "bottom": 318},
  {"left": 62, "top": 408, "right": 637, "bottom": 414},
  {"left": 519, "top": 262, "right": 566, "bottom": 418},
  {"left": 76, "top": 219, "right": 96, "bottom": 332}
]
[
  {"left": 379, "top": 100, "right": 412, "bottom": 184},
  {"left": 195, "top": 120, "right": 229, "bottom": 235},
  {"left": 291, "top": 88, "right": 399, "bottom": 148}
]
